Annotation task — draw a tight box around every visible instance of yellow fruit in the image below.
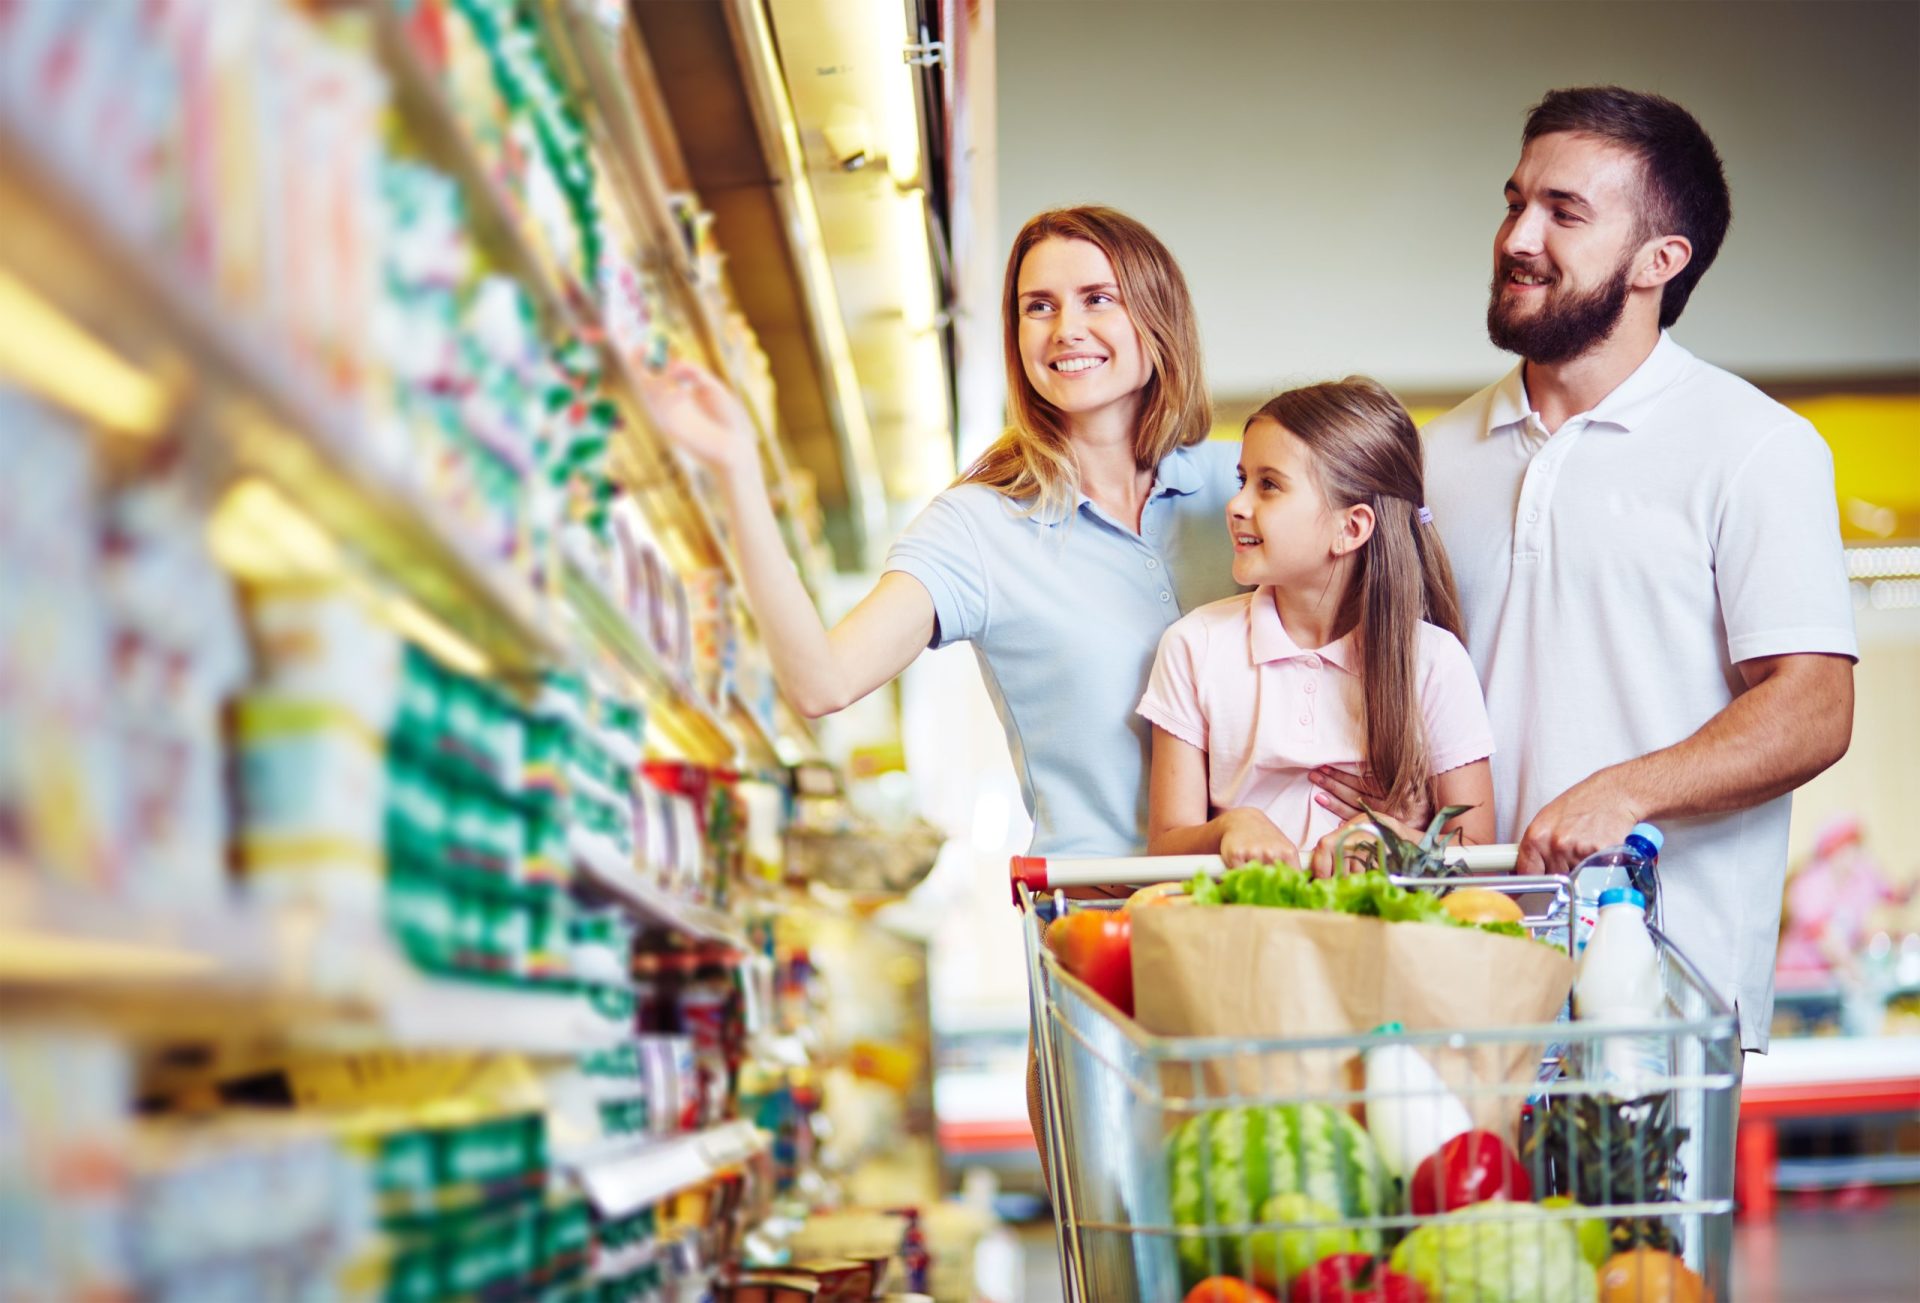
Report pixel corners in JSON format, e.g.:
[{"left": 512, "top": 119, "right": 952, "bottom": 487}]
[
  {"left": 1441, "top": 887, "right": 1524, "bottom": 924},
  {"left": 1126, "top": 881, "right": 1191, "bottom": 909},
  {"left": 1598, "top": 1248, "right": 1708, "bottom": 1303}
]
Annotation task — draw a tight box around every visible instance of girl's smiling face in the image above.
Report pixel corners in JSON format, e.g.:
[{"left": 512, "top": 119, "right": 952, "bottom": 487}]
[
  {"left": 1227, "top": 417, "right": 1345, "bottom": 590},
  {"left": 1014, "top": 237, "right": 1151, "bottom": 426}
]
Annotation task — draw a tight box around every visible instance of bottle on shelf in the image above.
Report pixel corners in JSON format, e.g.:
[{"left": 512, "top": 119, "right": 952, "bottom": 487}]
[{"left": 1571, "top": 821, "right": 1663, "bottom": 955}]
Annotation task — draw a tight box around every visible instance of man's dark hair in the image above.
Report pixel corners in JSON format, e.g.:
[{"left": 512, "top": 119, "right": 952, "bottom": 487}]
[{"left": 1523, "top": 86, "right": 1731, "bottom": 329}]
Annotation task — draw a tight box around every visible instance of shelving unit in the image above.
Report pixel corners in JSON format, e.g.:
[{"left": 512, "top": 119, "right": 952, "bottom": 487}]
[
  {"left": 570, "top": 1120, "right": 769, "bottom": 1220},
  {"left": 0, "top": 874, "right": 626, "bottom": 1056},
  {"left": 0, "top": 123, "right": 563, "bottom": 678},
  {"left": 369, "top": 0, "right": 821, "bottom": 766},
  {"left": 0, "top": 0, "right": 951, "bottom": 1292},
  {"left": 569, "top": 832, "right": 749, "bottom": 950}
]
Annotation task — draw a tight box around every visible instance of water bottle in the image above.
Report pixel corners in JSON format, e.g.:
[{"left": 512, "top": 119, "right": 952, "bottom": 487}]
[
  {"left": 1571, "top": 822, "right": 1663, "bottom": 956},
  {"left": 1573, "top": 887, "right": 1667, "bottom": 1093}
]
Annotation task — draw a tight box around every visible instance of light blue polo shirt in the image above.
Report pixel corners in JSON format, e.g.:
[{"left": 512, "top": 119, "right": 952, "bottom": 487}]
[{"left": 885, "top": 439, "right": 1242, "bottom": 855}]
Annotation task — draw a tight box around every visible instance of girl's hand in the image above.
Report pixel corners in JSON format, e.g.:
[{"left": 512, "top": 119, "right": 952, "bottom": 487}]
[
  {"left": 1308, "top": 766, "right": 1435, "bottom": 829},
  {"left": 1307, "top": 810, "right": 1422, "bottom": 879},
  {"left": 1219, "top": 808, "right": 1300, "bottom": 870},
  {"left": 632, "top": 359, "right": 763, "bottom": 487}
]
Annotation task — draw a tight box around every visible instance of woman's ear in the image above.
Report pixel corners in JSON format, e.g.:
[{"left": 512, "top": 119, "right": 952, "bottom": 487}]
[{"left": 1336, "top": 502, "right": 1376, "bottom": 555}]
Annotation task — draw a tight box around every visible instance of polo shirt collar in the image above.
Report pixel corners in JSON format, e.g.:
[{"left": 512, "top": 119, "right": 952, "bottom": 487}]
[
  {"left": 1248, "top": 586, "right": 1358, "bottom": 671},
  {"left": 1487, "top": 331, "right": 1694, "bottom": 438},
  {"left": 1031, "top": 442, "right": 1208, "bottom": 527}
]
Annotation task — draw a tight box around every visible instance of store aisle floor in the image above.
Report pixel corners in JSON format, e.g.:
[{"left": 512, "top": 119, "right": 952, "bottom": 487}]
[{"left": 1008, "top": 1195, "right": 1920, "bottom": 1302}]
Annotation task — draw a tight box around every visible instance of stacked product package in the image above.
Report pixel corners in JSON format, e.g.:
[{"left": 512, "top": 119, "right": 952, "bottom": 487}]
[
  {"left": 1, "top": 0, "right": 386, "bottom": 401},
  {"left": 0, "top": 390, "right": 249, "bottom": 902}
]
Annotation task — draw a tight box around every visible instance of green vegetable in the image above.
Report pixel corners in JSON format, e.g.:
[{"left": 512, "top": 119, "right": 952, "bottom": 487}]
[
  {"left": 1169, "top": 1103, "right": 1393, "bottom": 1287},
  {"left": 1388, "top": 1201, "right": 1598, "bottom": 1303},
  {"left": 1183, "top": 871, "right": 1224, "bottom": 906},
  {"left": 1244, "top": 1193, "right": 1372, "bottom": 1288},
  {"left": 1181, "top": 867, "right": 1550, "bottom": 946}
]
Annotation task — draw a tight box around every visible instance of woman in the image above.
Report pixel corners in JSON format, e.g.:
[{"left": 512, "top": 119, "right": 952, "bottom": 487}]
[{"left": 636, "top": 206, "right": 1242, "bottom": 858}]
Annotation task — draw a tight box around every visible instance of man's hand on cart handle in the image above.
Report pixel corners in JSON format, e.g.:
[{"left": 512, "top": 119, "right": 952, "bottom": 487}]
[
  {"left": 1515, "top": 769, "right": 1646, "bottom": 877},
  {"left": 1308, "top": 765, "right": 1436, "bottom": 828}
]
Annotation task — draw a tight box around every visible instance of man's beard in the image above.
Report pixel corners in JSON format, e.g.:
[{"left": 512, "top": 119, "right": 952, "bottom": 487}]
[{"left": 1486, "top": 255, "right": 1633, "bottom": 365}]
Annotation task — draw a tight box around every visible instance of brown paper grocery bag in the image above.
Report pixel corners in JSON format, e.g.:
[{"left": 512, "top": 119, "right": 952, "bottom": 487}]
[{"left": 1130, "top": 906, "right": 1573, "bottom": 1133}]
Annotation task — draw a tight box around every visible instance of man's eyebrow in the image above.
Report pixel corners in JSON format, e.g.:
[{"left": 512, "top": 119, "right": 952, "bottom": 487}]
[{"left": 1505, "top": 179, "right": 1593, "bottom": 209}]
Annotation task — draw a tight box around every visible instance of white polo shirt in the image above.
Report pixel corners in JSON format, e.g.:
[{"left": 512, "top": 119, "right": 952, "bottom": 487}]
[{"left": 1425, "top": 333, "right": 1857, "bottom": 1050}]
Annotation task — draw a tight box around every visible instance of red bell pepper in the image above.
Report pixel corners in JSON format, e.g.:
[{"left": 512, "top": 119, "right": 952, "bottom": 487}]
[
  {"left": 1294, "top": 1254, "right": 1429, "bottom": 1303},
  {"left": 1407, "top": 1129, "right": 1531, "bottom": 1216}
]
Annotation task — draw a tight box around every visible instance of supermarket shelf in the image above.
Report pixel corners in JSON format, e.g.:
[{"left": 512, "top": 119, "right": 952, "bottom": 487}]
[
  {"left": 569, "top": 831, "right": 750, "bottom": 950},
  {"left": 373, "top": 1, "right": 825, "bottom": 764},
  {"left": 371, "top": 3, "right": 743, "bottom": 595},
  {"left": 729, "top": 694, "right": 792, "bottom": 772},
  {"left": 0, "top": 122, "right": 562, "bottom": 677},
  {"left": 0, "top": 874, "right": 624, "bottom": 1056},
  {"left": 560, "top": 558, "right": 739, "bottom": 767},
  {"left": 569, "top": 1120, "right": 768, "bottom": 1219},
  {"left": 536, "top": 0, "right": 807, "bottom": 550}
]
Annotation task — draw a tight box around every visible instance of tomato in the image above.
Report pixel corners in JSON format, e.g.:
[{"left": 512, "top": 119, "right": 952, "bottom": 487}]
[
  {"left": 1407, "top": 1129, "right": 1531, "bottom": 1216},
  {"left": 1294, "top": 1254, "right": 1430, "bottom": 1303},
  {"left": 1183, "top": 1277, "right": 1279, "bottom": 1303},
  {"left": 1044, "top": 908, "right": 1133, "bottom": 1016},
  {"left": 1598, "top": 1248, "right": 1709, "bottom": 1303}
]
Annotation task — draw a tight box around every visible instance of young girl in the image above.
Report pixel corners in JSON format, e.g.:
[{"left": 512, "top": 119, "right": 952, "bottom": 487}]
[{"left": 1141, "top": 378, "right": 1496, "bottom": 872}]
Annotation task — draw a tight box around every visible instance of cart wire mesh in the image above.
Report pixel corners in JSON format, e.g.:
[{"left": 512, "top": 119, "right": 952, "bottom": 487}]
[{"left": 1018, "top": 865, "right": 1739, "bottom": 1303}]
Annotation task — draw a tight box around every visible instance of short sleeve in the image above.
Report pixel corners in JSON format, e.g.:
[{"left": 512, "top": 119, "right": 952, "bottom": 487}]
[
  {"left": 883, "top": 493, "right": 992, "bottom": 649},
  {"left": 1137, "top": 617, "right": 1209, "bottom": 752},
  {"left": 1419, "top": 626, "right": 1496, "bottom": 776},
  {"left": 1717, "top": 420, "right": 1859, "bottom": 665}
]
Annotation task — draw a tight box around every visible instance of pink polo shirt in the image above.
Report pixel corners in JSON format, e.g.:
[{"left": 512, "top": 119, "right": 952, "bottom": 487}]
[{"left": 1137, "top": 586, "right": 1495, "bottom": 851}]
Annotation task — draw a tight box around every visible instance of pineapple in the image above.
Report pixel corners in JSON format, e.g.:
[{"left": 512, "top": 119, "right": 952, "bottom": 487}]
[
  {"left": 1521, "top": 1090, "right": 1689, "bottom": 1254},
  {"left": 1331, "top": 803, "right": 1473, "bottom": 878}
]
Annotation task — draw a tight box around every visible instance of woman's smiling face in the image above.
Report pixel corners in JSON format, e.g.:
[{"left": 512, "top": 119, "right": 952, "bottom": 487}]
[{"left": 1014, "top": 237, "right": 1151, "bottom": 426}]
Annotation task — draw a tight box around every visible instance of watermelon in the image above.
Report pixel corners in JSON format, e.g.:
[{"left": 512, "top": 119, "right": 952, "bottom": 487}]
[{"left": 1168, "top": 1103, "right": 1395, "bottom": 1287}]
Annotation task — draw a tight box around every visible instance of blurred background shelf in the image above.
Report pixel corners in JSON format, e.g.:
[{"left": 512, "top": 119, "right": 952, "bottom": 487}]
[
  {"left": 569, "top": 1120, "right": 768, "bottom": 1219},
  {"left": 0, "top": 873, "right": 626, "bottom": 1056},
  {"left": 569, "top": 832, "right": 749, "bottom": 950},
  {"left": 0, "top": 122, "right": 563, "bottom": 678}
]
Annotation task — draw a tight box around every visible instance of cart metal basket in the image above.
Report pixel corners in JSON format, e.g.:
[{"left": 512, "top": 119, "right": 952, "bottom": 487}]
[{"left": 1014, "top": 850, "right": 1740, "bottom": 1302}]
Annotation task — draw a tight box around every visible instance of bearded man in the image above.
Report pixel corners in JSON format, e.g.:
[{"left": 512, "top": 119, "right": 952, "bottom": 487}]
[{"left": 1320, "top": 86, "right": 1857, "bottom": 1065}]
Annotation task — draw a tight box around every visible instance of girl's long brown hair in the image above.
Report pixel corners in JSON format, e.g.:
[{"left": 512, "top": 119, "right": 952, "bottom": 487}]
[
  {"left": 1251, "top": 379, "right": 1465, "bottom": 814},
  {"left": 960, "top": 207, "right": 1210, "bottom": 518}
]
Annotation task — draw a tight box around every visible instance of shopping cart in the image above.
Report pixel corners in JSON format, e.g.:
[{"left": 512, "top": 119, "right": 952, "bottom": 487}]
[{"left": 1013, "top": 849, "right": 1740, "bottom": 1302}]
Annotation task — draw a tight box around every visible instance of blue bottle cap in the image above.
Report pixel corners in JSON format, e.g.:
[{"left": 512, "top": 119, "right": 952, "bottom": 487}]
[
  {"left": 1628, "top": 822, "right": 1664, "bottom": 853},
  {"left": 1599, "top": 887, "right": 1646, "bottom": 910}
]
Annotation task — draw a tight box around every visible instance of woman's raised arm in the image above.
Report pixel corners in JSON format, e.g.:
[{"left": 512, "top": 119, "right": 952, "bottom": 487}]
[{"left": 635, "top": 360, "right": 933, "bottom": 717}]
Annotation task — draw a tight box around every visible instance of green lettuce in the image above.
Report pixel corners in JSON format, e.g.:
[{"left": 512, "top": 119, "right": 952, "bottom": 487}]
[{"left": 1180, "top": 867, "right": 1548, "bottom": 946}]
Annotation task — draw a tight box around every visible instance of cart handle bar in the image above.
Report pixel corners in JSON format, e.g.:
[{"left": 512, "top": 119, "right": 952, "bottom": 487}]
[{"left": 1010, "top": 844, "right": 1520, "bottom": 905}]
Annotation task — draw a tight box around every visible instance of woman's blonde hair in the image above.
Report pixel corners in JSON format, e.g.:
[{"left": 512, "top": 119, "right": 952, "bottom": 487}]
[
  {"left": 959, "top": 207, "right": 1210, "bottom": 519},
  {"left": 1249, "top": 379, "right": 1466, "bottom": 816}
]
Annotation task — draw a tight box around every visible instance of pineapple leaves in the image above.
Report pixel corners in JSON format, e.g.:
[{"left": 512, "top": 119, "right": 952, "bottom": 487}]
[{"left": 1337, "top": 803, "right": 1474, "bottom": 879}]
